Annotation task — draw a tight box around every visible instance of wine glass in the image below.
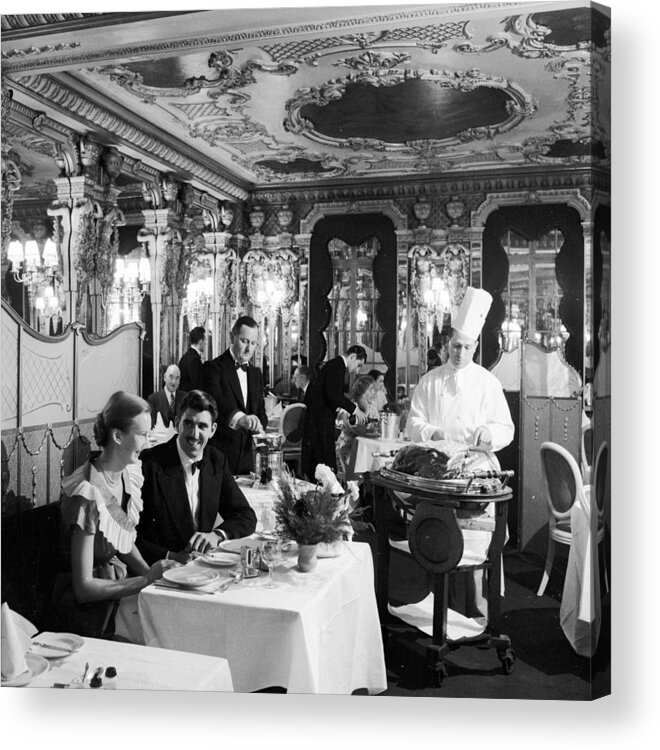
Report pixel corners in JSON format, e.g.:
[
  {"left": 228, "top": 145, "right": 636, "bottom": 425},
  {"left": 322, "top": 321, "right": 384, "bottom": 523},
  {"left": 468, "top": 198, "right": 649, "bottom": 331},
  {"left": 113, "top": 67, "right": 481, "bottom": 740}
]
[{"left": 261, "top": 539, "right": 282, "bottom": 589}]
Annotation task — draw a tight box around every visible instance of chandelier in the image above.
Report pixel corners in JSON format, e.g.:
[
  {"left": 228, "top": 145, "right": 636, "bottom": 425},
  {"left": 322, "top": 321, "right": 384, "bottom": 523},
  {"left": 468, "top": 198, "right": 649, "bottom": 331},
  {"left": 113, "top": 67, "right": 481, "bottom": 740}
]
[
  {"left": 184, "top": 276, "right": 214, "bottom": 328},
  {"left": 106, "top": 254, "right": 150, "bottom": 330},
  {"left": 7, "top": 236, "right": 59, "bottom": 286}
]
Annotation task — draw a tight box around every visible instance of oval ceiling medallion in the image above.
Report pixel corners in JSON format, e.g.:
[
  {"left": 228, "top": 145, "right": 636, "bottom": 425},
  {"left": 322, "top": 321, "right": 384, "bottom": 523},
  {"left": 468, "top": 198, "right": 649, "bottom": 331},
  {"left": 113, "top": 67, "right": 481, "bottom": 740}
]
[
  {"left": 285, "top": 69, "right": 536, "bottom": 152},
  {"left": 300, "top": 79, "right": 509, "bottom": 144}
]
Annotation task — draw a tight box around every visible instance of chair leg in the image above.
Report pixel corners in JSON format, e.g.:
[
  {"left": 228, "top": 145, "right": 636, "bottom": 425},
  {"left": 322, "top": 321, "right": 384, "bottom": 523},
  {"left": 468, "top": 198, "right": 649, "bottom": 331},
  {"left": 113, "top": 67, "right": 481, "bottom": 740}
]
[
  {"left": 536, "top": 536, "right": 556, "bottom": 597},
  {"left": 599, "top": 538, "right": 609, "bottom": 594}
]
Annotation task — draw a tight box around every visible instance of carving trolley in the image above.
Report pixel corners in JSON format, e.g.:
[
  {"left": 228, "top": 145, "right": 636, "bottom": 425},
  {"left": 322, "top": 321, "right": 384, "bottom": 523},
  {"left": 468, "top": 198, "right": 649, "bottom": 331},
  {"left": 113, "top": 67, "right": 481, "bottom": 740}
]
[{"left": 371, "top": 467, "right": 515, "bottom": 686}]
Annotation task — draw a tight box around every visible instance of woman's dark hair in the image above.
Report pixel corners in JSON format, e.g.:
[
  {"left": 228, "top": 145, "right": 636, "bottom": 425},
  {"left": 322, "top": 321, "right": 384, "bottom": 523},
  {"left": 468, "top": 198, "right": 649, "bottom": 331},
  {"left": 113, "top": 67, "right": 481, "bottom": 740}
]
[
  {"left": 93, "top": 391, "right": 150, "bottom": 447},
  {"left": 368, "top": 369, "right": 384, "bottom": 382},
  {"left": 178, "top": 389, "right": 218, "bottom": 423}
]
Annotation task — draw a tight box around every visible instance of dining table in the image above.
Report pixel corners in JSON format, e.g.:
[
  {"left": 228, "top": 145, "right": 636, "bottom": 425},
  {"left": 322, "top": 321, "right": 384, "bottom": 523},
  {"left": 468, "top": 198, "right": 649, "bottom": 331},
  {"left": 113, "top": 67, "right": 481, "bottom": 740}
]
[
  {"left": 233, "top": 475, "right": 316, "bottom": 532},
  {"left": 137, "top": 540, "right": 387, "bottom": 695},
  {"left": 26, "top": 634, "right": 234, "bottom": 691},
  {"left": 345, "top": 435, "right": 409, "bottom": 481}
]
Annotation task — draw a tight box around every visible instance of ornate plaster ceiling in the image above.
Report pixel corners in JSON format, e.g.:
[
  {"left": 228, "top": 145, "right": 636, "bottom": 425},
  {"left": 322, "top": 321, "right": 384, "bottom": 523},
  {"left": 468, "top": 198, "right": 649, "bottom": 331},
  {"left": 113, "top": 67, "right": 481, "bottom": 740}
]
[{"left": 1, "top": 2, "right": 610, "bottom": 202}]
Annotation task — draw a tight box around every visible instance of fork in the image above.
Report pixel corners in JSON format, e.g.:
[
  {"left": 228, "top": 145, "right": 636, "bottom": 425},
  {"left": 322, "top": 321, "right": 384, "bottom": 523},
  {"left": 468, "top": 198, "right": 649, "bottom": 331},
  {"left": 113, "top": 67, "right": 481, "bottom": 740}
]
[{"left": 216, "top": 569, "right": 246, "bottom": 593}]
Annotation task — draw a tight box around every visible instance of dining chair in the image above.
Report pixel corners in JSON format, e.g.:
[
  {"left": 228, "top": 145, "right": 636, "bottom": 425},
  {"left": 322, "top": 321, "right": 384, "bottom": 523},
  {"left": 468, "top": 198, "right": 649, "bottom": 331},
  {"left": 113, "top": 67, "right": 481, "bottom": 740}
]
[
  {"left": 580, "top": 423, "right": 593, "bottom": 484},
  {"left": 278, "top": 402, "right": 306, "bottom": 476},
  {"left": 593, "top": 440, "right": 609, "bottom": 594},
  {"left": 536, "top": 441, "right": 605, "bottom": 597}
]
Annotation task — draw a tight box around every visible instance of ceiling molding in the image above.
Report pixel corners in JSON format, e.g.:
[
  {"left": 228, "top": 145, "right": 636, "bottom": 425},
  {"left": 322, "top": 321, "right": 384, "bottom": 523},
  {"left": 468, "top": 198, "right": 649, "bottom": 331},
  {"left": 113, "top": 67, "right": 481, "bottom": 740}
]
[{"left": 8, "top": 74, "right": 249, "bottom": 202}]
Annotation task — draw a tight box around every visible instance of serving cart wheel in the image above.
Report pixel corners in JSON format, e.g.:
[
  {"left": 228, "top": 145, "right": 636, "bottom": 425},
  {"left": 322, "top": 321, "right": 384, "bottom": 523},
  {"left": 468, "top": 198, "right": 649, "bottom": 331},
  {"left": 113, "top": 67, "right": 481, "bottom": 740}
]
[{"left": 497, "top": 647, "right": 516, "bottom": 675}]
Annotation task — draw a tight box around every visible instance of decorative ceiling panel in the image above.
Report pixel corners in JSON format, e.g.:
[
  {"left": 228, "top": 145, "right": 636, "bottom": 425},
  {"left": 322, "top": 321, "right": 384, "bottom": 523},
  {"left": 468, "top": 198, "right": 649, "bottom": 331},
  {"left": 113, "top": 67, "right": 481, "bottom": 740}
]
[{"left": 1, "top": 3, "right": 610, "bottom": 200}]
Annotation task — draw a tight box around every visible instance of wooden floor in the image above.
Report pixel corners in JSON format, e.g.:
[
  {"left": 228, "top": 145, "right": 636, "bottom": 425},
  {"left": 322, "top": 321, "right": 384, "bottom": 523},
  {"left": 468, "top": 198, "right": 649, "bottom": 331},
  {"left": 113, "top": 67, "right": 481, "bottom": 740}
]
[{"left": 360, "top": 530, "right": 611, "bottom": 701}]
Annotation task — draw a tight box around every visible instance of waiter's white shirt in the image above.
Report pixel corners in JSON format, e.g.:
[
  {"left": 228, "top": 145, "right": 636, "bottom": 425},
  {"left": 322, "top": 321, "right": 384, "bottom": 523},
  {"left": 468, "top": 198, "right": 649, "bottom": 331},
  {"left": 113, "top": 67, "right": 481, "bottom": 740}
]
[
  {"left": 176, "top": 439, "right": 201, "bottom": 530},
  {"left": 406, "top": 361, "right": 514, "bottom": 468}
]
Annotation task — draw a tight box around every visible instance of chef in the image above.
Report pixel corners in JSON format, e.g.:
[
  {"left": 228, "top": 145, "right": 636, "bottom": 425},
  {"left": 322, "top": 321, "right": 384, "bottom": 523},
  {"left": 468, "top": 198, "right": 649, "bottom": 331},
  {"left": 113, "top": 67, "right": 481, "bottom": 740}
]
[{"left": 405, "top": 287, "right": 515, "bottom": 630}]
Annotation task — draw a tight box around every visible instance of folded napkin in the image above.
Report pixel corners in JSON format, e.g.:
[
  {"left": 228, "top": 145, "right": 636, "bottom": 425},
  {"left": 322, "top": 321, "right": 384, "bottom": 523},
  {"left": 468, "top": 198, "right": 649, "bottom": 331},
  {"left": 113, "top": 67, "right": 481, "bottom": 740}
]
[
  {"left": 1, "top": 603, "right": 37, "bottom": 681},
  {"left": 150, "top": 412, "right": 177, "bottom": 446}
]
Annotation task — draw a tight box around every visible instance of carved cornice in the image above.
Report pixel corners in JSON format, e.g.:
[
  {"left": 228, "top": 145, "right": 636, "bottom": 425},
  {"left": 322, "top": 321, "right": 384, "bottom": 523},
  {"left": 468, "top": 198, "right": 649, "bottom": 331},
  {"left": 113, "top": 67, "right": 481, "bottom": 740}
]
[
  {"left": 252, "top": 167, "right": 605, "bottom": 206},
  {"left": 9, "top": 74, "right": 249, "bottom": 201}
]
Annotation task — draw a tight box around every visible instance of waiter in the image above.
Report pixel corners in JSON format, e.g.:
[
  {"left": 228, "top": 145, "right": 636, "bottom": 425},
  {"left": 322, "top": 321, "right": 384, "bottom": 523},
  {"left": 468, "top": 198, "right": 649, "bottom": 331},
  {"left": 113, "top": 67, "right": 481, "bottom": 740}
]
[
  {"left": 406, "top": 287, "right": 514, "bottom": 628},
  {"left": 202, "top": 315, "right": 267, "bottom": 475},
  {"left": 301, "top": 344, "right": 368, "bottom": 480}
]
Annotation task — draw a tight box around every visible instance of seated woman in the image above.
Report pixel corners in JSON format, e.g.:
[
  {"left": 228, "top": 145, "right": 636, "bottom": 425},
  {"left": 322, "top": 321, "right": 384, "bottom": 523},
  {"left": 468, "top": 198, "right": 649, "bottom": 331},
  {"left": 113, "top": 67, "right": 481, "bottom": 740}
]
[
  {"left": 56, "top": 391, "right": 174, "bottom": 638},
  {"left": 368, "top": 369, "right": 390, "bottom": 411},
  {"left": 335, "top": 374, "right": 380, "bottom": 480}
]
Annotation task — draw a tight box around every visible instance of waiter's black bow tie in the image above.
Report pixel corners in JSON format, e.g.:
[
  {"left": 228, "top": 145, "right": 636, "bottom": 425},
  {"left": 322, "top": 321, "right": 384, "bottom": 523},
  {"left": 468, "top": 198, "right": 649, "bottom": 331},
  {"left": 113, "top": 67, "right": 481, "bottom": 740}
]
[
  {"left": 235, "top": 362, "right": 249, "bottom": 372},
  {"left": 191, "top": 460, "right": 204, "bottom": 475}
]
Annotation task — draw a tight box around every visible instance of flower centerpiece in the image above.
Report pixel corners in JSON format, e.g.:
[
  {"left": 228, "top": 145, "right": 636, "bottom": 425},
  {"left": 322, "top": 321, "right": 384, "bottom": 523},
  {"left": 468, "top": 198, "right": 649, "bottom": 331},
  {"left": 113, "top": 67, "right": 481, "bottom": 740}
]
[{"left": 272, "top": 464, "right": 362, "bottom": 571}]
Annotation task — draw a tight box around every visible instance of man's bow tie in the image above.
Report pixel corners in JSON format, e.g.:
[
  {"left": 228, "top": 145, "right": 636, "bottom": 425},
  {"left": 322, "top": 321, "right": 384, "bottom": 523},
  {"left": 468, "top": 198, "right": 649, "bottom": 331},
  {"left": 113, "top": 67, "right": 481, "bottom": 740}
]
[
  {"left": 191, "top": 460, "right": 205, "bottom": 475},
  {"left": 235, "top": 362, "right": 249, "bottom": 372}
]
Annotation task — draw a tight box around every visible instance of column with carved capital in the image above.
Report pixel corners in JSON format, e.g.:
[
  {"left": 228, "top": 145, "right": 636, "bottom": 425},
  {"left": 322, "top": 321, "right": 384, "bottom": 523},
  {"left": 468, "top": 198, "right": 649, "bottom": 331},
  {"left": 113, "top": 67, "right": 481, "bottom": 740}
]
[
  {"left": 49, "top": 175, "right": 103, "bottom": 328},
  {"left": 139, "top": 208, "right": 182, "bottom": 393},
  {"left": 1, "top": 88, "right": 22, "bottom": 275}
]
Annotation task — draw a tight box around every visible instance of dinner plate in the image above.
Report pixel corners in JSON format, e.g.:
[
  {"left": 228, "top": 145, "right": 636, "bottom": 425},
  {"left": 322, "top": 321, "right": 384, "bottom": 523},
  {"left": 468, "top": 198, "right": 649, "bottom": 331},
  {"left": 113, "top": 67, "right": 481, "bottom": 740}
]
[
  {"left": 29, "top": 633, "right": 84, "bottom": 659},
  {"left": 1, "top": 653, "right": 50, "bottom": 687},
  {"left": 162, "top": 567, "right": 220, "bottom": 588},
  {"left": 199, "top": 551, "right": 239, "bottom": 568}
]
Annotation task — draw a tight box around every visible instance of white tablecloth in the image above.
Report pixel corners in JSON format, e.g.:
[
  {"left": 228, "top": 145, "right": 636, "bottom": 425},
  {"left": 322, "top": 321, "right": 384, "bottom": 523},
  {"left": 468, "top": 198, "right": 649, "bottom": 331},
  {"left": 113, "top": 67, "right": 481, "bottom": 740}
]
[
  {"left": 560, "top": 485, "right": 602, "bottom": 657},
  {"left": 27, "top": 634, "right": 234, "bottom": 691},
  {"left": 234, "top": 476, "right": 316, "bottom": 532},
  {"left": 347, "top": 436, "right": 408, "bottom": 479},
  {"left": 138, "top": 541, "right": 387, "bottom": 695}
]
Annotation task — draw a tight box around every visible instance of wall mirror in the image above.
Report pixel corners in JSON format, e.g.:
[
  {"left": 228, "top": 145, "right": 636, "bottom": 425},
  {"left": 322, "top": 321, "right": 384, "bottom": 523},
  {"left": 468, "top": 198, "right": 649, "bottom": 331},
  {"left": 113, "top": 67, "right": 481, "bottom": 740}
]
[
  {"left": 3, "top": 217, "right": 65, "bottom": 336},
  {"left": 499, "top": 227, "right": 569, "bottom": 353},
  {"left": 326, "top": 236, "right": 384, "bottom": 372}
]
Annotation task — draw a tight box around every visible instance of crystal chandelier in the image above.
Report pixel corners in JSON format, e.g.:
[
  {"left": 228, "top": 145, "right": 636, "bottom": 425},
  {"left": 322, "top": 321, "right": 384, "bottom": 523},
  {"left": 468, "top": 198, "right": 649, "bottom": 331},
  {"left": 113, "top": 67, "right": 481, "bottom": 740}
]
[{"left": 106, "top": 254, "right": 151, "bottom": 330}]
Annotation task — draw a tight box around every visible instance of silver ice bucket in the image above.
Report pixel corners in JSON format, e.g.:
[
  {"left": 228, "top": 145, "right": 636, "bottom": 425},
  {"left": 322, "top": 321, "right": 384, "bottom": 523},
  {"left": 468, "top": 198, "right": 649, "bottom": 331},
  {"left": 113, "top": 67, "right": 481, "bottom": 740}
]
[
  {"left": 251, "top": 433, "right": 284, "bottom": 485},
  {"left": 379, "top": 412, "right": 400, "bottom": 441}
]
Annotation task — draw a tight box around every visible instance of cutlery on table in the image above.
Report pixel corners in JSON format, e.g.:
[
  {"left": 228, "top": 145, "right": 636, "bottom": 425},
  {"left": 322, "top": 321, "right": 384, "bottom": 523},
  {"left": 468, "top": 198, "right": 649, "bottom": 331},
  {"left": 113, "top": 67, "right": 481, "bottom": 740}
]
[
  {"left": 72, "top": 662, "right": 90, "bottom": 688},
  {"left": 152, "top": 581, "right": 214, "bottom": 595},
  {"left": 31, "top": 640, "right": 73, "bottom": 654},
  {"left": 216, "top": 569, "right": 246, "bottom": 593}
]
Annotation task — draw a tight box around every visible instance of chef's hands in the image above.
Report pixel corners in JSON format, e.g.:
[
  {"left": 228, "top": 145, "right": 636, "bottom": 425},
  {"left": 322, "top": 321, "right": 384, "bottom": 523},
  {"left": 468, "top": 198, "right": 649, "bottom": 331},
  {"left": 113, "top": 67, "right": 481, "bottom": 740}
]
[
  {"left": 431, "top": 428, "right": 446, "bottom": 440},
  {"left": 238, "top": 414, "right": 262, "bottom": 433},
  {"left": 473, "top": 426, "right": 492, "bottom": 449}
]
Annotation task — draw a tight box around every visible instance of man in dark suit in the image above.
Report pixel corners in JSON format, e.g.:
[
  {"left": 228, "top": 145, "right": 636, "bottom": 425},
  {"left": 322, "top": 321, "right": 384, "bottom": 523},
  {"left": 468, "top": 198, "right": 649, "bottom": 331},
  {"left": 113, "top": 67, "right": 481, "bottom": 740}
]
[
  {"left": 137, "top": 390, "right": 257, "bottom": 565},
  {"left": 178, "top": 326, "right": 206, "bottom": 393},
  {"left": 201, "top": 315, "right": 268, "bottom": 475},
  {"left": 147, "top": 363, "right": 186, "bottom": 427},
  {"left": 301, "top": 344, "right": 368, "bottom": 481}
]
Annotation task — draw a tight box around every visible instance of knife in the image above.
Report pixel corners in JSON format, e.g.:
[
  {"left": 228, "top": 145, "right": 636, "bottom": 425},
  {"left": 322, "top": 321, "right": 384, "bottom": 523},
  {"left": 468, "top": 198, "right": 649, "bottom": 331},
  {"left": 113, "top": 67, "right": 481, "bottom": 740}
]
[
  {"left": 152, "top": 581, "right": 214, "bottom": 595},
  {"left": 32, "top": 640, "right": 72, "bottom": 654}
]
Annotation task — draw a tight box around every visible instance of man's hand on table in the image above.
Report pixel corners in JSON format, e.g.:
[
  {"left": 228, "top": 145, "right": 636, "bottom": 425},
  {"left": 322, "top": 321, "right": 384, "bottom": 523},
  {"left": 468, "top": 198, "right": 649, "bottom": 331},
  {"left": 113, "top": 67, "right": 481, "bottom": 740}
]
[
  {"left": 431, "top": 428, "right": 446, "bottom": 440},
  {"left": 187, "top": 531, "right": 219, "bottom": 554}
]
